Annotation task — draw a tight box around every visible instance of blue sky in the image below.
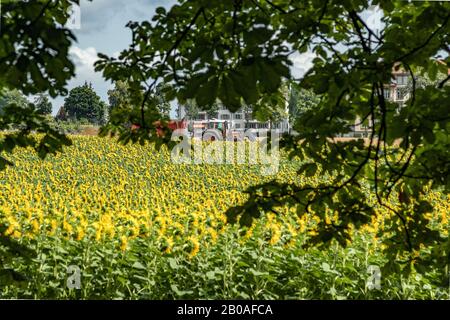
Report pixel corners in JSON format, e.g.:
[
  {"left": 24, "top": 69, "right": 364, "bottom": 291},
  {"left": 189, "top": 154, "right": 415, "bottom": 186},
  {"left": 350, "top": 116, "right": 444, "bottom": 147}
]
[{"left": 51, "top": 1, "right": 383, "bottom": 117}]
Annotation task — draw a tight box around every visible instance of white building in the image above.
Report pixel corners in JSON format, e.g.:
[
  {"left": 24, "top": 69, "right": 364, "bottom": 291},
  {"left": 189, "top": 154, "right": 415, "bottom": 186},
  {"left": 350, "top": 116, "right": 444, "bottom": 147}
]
[{"left": 177, "top": 103, "right": 290, "bottom": 134}]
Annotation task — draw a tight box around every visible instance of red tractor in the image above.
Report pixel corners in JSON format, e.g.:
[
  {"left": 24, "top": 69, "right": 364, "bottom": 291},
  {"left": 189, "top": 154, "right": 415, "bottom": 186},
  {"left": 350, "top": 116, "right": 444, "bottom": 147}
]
[{"left": 131, "top": 119, "right": 188, "bottom": 138}]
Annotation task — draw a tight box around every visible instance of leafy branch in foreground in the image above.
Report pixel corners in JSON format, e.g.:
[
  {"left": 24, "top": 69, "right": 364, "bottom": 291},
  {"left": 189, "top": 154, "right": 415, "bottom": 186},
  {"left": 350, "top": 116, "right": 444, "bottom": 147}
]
[
  {"left": 0, "top": 0, "right": 79, "bottom": 161},
  {"left": 0, "top": 0, "right": 80, "bottom": 280}
]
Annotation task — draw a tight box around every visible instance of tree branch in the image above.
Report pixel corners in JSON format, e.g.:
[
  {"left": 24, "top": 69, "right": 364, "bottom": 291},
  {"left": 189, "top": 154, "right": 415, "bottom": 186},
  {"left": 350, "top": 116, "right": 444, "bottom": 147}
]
[
  {"left": 396, "top": 13, "right": 450, "bottom": 62},
  {"left": 139, "top": 7, "right": 205, "bottom": 128},
  {"left": 264, "top": 0, "right": 287, "bottom": 14},
  {"left": 349, "top": 11, "right": 371, "bottom": 53}
]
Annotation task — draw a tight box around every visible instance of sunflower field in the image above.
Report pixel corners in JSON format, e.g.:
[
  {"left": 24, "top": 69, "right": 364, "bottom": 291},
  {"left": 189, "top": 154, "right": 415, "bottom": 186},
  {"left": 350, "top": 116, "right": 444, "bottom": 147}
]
[{"left": 0, "top": 136, "right": 448, "bottom": 299}]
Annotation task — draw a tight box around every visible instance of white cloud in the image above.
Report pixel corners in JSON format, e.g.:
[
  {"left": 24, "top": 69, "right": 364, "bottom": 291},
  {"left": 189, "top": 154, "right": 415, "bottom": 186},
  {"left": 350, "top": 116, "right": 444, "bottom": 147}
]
[
  {"left": 76, "top": 0, "right": 176, "bottom": 34},
  {"left": 50, "top": 46, "right": 111, "bottom": 115},
  {"left": 68, "top": 46, "right": 111, "bottom": 94},
  {"left": 289, "top": 51, "right": 316, "bottom": 79},
  {"left": 68, "top": 46, "right": 107, "bottom": 89},
  {"left": 69, "top": 46, "right": 98, "bottom": 67},
  {"left": 77, "top": 0, "right": 126, "bottom": 34}
]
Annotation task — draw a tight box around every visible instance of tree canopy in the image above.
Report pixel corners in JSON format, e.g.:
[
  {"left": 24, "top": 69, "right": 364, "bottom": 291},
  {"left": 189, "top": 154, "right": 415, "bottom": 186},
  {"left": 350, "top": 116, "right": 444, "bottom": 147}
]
[
  {"left": 64, "top": 82, "right": 107, "bottom": 124},
  {"left": 95, "top": 0, "right": 450, "bottom": 274},
  {"left": 0, "top": 0, "right": 76, "bottom": 165},
  {"left": 182, "top": 99, "right": 201, "bottom": 120},
  {"left": 34, "top": 93, "right": 53, "bottom": 115},
  {"left": 155, "top": 83, "right": 172, "bottom": 117},
  {"left": 288, "top": 84, "right": 320, "bottom": 124},
  {"left": 108, "top": 80, "right": 130, "bottom": 113},
  {"left": 0, "top": 1, "right": 76, "bottom": 273}
]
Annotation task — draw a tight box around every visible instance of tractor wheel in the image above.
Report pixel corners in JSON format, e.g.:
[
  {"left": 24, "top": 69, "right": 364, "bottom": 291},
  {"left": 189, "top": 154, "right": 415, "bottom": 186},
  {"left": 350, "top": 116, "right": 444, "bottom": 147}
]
[{"left": 203, "top": 129, "right": 222, "bottom": 142}]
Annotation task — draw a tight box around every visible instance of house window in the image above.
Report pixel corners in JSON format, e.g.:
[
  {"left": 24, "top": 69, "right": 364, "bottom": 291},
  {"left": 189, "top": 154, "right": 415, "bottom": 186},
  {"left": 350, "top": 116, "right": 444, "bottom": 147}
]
[
  {"left": 383, "top": 88, "right": 390, "bottom": 100},
  {"left": 396, "top": 75, "right": 408, "bottom": 85},
  {"left": 234, "top": 123, "right": 241, "bottom": 129},
  {"left": 233, "top": 113, "right": 242, "bottom": 120},
  {"left": 396, "top": 89, "right": 404, "bottom": 101},
  {"left": 220, "top": 114, "right": 230, "bottom": 120}
]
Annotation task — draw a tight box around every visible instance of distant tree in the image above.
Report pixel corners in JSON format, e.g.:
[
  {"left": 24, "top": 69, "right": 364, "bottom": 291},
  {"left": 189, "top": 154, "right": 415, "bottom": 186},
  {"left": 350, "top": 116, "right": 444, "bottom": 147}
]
[
  {"left": 183, "top": 99, "right": 200, "bottom": 120},
  {"left": 288, "top": 84, "right": 320, "bottom": 124},
  {"left": 397, "top": 70, "right": 449, "bottom": 101},
  {"left": 206, "top": 100, "right": 221, "bottom": 119},
  {"left": 241, "top": 102, "right": 253, "bottom": 128},
  {"left": 108, "top": 80, "right": 130, "bottom": 113},
  {"left": 155, "top": 83, "right": 172, "bottom": 117},
  {"left": 108, "top": 80, "right": 172, "bottom": 117},
  {"left": 181, "top": 98, "right": 221, "bottom": 120},
  {"left": 99, "top": 101, "right": 109, "bottom": 125},
  {"left": 250, "top": 81, "right": 289, "bottom": 124},
  {"left": 33, "top": 93, "right": 52, "bottom": 115},
  {"left": 64, "top": 82, "right": 106, "bottom": 124},
  {"left": 55, "top": 106, "right": 68, "bottom": 121}
]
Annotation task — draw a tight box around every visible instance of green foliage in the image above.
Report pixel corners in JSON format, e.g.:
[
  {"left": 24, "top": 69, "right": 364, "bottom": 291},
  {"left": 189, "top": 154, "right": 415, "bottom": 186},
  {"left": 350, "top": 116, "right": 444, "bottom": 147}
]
[
  {"left": 0, "top": 0, "right": 78, "bottom": 284},
  {"left": 0, "top": 0, "right": 77, "bottom": 161},
  {"left": 250, "top": 81, "right": 290, "bottom": 123},
  {"left": 0, "top": 88, "right": 29, "bottom": 112},
  {"left": 107, "top": 80, "right": 130, "bottom": 113},
  {"left": 0, "top": 0, "right": 79, "bottom": 97},
  {"left": 108, "top": 80, "right": 171, "bottom": 120},
  {"left": 64, "top": 82, "right": 107, "bottom": 125},
  {"left": 0, "top": 224, "right": 34, "bottom": 289},
  {"left": 288, "top": 83, "right": 320, "bottom": 123},
  {"left": 183, "top": 99, "right": 201, "bottom": 120},
  {"left": 1, "top": 228, "right": 448, "bottom": 299},
  {"left": 33, "top": 93, "right": 53, "bottom": 115},
  {"left": 155, "top": 83, "right": 172, "bottom": 116},
  {"left": 95, "top": 0, "right": 450, "bottom": 275}
]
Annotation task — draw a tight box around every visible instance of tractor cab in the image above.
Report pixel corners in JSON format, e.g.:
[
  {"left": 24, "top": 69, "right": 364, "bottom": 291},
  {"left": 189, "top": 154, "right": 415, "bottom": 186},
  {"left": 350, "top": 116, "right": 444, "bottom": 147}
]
[
  {"left": 202, "top": 119, "right": 229, "bottom": 141},
  {"left": 206, "top": 119, "right": 228, "bottom": 131}
]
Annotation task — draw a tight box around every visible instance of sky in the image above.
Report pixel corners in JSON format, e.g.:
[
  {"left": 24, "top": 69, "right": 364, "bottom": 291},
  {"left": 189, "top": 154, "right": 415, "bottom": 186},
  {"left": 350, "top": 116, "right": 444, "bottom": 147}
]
[
  {"left": 51, "top": 0, "right": 383, "bottom": 117},
  {"left": 51, "top": 0, "right": 175, "bottom": 114}
]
